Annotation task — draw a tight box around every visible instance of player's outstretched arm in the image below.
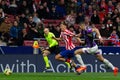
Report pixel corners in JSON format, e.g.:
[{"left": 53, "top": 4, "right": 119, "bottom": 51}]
[
  {"left": 53, "top": 37, "right": 62, "bottom": 41},
  {"left": 76, "top": 37, "right": 85, "bottom": 44},
  {"left": 93, "top": 28, "right": 103, "bottom": 43}
]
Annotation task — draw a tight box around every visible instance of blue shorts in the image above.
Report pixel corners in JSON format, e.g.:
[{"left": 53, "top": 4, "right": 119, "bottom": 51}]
[{"left": 60, "top": 48, "right": 77, "bottom": 58}]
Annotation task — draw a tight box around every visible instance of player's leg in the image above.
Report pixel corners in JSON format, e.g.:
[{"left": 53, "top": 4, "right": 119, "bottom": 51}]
[
  {"left": 55, "top": 50, "right": 74, "bottom": 68},
  {"left": 95, "top": 49, "right": 118, "bottom": 76},
  {"left": 74, "top": 48, "right": 86, "bottom": 67},
  {"left": 55, "top": 52, "right": 71, "bottom": 68},
  {"left": 74, "top": 48, "right": 86, "bottom": 73},
  {"left": 42, "top": 50, "right": 51, "bottom": 68},
  {"left": 55, "top": 54, "right": 66, "bottom": 61}
]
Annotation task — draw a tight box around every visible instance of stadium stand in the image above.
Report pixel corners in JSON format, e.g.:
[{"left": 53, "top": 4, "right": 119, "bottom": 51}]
[{"left": 0, "top": 0, "right": 120, "bottom": 46}]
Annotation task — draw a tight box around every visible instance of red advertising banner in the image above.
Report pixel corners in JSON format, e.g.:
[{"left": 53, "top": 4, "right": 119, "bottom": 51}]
[{"left": 24, "top": 40, "right": 80, "bottom": 47}]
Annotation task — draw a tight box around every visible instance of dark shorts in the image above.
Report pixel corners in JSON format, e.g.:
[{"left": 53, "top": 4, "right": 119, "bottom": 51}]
[
  {"left": 48, "top": 45, "right": 60, "bottom": 54},
  {"left": 60, "top": 47, "right": 78, "bottom": 58}
]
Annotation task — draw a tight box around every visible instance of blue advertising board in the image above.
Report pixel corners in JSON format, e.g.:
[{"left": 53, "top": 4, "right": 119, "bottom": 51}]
[
  {"left": 0, "top": 46, "right": 120, "bottom": 73},
  {"left": 0, "top": 46, "right": 120, "bottom": 55},
  {"left": 0, "top": 54, "right": 119, "bottom": 73}
]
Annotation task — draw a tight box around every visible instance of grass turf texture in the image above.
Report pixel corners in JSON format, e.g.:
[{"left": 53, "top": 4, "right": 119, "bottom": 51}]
[{"left": 0, "top": 72, "right": 119, "bottom": 80}]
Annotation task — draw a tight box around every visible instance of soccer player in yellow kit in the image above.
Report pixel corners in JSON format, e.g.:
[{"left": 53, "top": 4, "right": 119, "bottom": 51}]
[{"left": 43, "top": 28, "right": 70, "bottom": 71}]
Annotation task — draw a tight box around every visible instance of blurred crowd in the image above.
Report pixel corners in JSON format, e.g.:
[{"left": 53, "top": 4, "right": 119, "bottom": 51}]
[{"left": 0, "top": 0, "right": 120, "bottom": 46}]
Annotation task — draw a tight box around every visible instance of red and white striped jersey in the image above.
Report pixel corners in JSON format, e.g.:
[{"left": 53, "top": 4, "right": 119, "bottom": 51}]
[{"left": 60, "top": 29, "right": 75, "bottom": 50}]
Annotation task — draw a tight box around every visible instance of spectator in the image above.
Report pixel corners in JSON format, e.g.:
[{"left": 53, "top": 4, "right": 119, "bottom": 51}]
[
  {"left": 113, "top": 17, "right": 120, "bottom": 37},
  {"left": 0, "top": 8, "right": 5, "bottom": 18},
  {"left": 42, "top": 2, "right": 50, "bottom": 19},
  {"left": 0, "top": 0, "right": 8, "bottom": 13},
  {"left": 111, "top": 8, "right": 120, "bottom": 23},
  {"left": 23, "top": 23, "right": 29, "bottom": 33},
  {"left": 18, "top": 0, "right": 28, "bottom": 14},
  {"left": 28, "top": 15, "right": 36, "bottom": 28},
  {"left": 81, "top": 2, "right": 88, "bottom": 15},
  {"left": 91, "top": 0, "right": 100, "bottom": 10},
  {"left": 108, "top": 30, "right": 119, "bottom": 46},
  {"left": 67, "top": 0, "right": 77, "bottom": 14},
  {"left": 98, "top": 8, "right": 106, "bottom": 23},
  {"left": 27, "top": 0, "right": 35, "bottom": 14},
  {"left": 14, "top": 15, "right": 25, "bottom": 31},
  {"left": 106, "top": 19, "right": 113, "bottom": 33},
  {"left": 27, "top": 16, "right": 39, "bottom": 39},
  {"left": 76, "top": 12, "right": 85, "bottom": 24},
  {"left": 20, "top": 22, "right": 38, "bottom": 41},
  {"left": 53, "top": 25, "right": 60, "bottom": 37},
  {"left": 106, "top": 0, "right": 115, "bottom": 14},
  {"left": 19, "top": 13, "right": 29, "bottom": 26},
  {"left": 56, "top": 1, "right": 66, "bottom": 18},
  {"left": 8, "top": 0, "right": 18, "bottom": 15},
  {"left": 33, "top": 12, "right": 41, "bottom": 25},
  {"left": 91, "top": 10, "right": 100, "bottom": 24},
  {"left": 65, "top": 10, "right": 76, "bottom": 27},
  {"left": 9, "top": 20, "right": 21, "bottom": 45},
  {"left": 36, "top": 5, "right": 44, "bottom": 19},
  {"left": 19, "top": 28, "right": 32, "bottom": 45},
  {"left": 84, "top": 16, "right": 90, "bottom": 27},
  {"left": 86, "top": 5, "right": 93, "bottom": 17},
  {"left": 112, "top": 0, "right": 118, "bottom": 6},
  {"left": 0, "top": 13, "right": 4, "bottom": 25},
  {"left": 99, "top": 24, "right": 110, "bottom": 37},
  {"left": 116, "top": 2, "right": 120, "bottom": 12},
  {"left": 103, "top": 13, "right": 111, "bottom": 24},
  {"left": 49, "top": 6, "right": 60, "bottom": 19},
  {"left": 0, "top": 0, "right": 119, "bottom": 46},
  {"left": 24, "top": 9, "right": 30, "bottom": 18},
  {"left": 37, "top": 23, "right": 44, "bottom": 38},
  {"left": 99, "top": 0, "right": 107, "bottom": 10},
  {"left": 47, "top": 23, "right": 55, "bottom": 32}
]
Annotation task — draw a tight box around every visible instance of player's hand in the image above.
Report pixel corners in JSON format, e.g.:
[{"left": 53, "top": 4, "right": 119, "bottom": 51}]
[
  {"left": 99, "top": 37, "right": 104, "bottom": 43},
  {"left": 74, "top": 35, "right": 79, "bottom": 37},
  {"left": 80, "top": 41, "right": 85, "bottom": 44}
]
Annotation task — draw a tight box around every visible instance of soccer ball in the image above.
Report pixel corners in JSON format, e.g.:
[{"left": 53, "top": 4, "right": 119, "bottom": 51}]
[{"left": 3, "top": 68, "right": 12, "bottom": 76}]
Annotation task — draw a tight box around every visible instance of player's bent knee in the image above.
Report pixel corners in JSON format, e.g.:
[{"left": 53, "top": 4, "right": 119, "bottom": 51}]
[
  {"left": 55, "top": 54, "right": 61, "bottom": 60},
  {"left": 43, "top": 51, "right": 49, "bottom": 56},
  {"left": 55, "top": 55, "right": 59, "bottom": 60},
  {"left": 74, "top": 49, "right": 81, "bottom": 55},
  {"left": 43, "top": 53, "right": 47, "bottom": 56},
  {"left": 43, "top": 50, "right": 50, "bottom": 55}
]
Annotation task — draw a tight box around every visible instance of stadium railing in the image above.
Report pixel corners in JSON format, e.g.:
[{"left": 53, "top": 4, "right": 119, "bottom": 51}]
[{"left": 23, "top": 38, "right": 120, "bottom": 47}]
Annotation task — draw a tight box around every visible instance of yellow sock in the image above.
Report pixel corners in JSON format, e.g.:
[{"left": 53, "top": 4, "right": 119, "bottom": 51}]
[
  {"left": 43, "top": 56, "right": 50, "bottom": 68},
  {"left": 65, "top": 62, "right": 71, "bottom": 68}
]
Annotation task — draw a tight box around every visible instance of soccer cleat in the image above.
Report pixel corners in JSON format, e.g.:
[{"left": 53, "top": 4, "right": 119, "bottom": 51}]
[
  {"left": 113, "top": 67, "right": 118, "bottom": 76},
  {"left": 76, "top": 66, "right": 86, "bottom": 74},
  {"left": 43, "top": 67, "right": 50, "bottom": 73},
  {"left": 46, "top": 64, "right": 50, "bottom": 68}
]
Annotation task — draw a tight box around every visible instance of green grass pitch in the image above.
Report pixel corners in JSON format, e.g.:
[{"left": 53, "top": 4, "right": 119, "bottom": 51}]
[{"left": 0, "top": 72, "right": 119, "bottom": 80}]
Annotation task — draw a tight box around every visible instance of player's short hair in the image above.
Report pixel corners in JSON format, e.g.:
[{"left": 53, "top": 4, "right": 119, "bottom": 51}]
[
  {"left": 44, "top": 28, "right": 49, "bottom": 31},
  {"left": 60, "top": 21, "right": 67, "bottom": 26}
]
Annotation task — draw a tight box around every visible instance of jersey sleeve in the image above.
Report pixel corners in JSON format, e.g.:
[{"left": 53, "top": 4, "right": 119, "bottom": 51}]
[
  {"left": 51, "top": 32, "right": 55, "bottom": 38},
  {"left": 64, "top": 30, "right": 75, "bottom": 36},
  {"left": 87, "top": 28, "right": 92, "bottom": 33}
]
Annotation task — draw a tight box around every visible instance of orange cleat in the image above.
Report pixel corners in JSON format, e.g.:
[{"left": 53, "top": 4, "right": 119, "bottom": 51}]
[
  {"left": 113, "top": 67, "right": 118, "bottom": 76},
  {"left": 76, "top": 66, "right": 86, "bottom": 74}
]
